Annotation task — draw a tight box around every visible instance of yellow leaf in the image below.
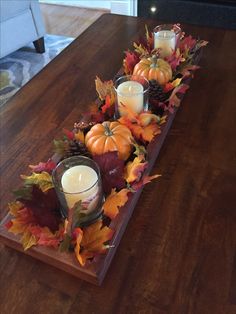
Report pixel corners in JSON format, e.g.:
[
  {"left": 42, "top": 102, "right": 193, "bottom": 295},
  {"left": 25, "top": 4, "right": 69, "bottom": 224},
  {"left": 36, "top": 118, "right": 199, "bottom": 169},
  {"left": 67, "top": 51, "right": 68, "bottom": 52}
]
[
  {"left": 8, "top": 219, "right": 27, "bottom": 234},
  {"left": 21, "top": 230, "right": 37, "bottom": 250},
  {"left": 125, "top": 156, "right": 147, "bottom": 183},
  {"left": 103, "top": 188, "right": 130, "bottom": 219},
  {"left": 171, "top": 78, "right": 182, "bottom": 88},
  {"left": 8, "top": 201, "right": 24, "bottom": 216},
  {"left": 74, "top": 129, "right": 85, "bottom": 143},
  {"left": 21, "top": 172, "right": 53, "bottom": 192},
  {"left": 81, "top": 220, "right": 114, "bottom": 253}
]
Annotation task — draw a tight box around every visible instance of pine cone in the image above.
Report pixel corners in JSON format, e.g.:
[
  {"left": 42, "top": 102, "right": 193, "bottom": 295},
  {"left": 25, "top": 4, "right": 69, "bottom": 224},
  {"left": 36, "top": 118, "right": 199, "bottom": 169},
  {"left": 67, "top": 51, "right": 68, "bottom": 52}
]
[
  {"left": 149, "top": 80, "right": 170, "bottom": 102},
  {"left": 65, "top": 140, "right": 91, "bottom": 158}
]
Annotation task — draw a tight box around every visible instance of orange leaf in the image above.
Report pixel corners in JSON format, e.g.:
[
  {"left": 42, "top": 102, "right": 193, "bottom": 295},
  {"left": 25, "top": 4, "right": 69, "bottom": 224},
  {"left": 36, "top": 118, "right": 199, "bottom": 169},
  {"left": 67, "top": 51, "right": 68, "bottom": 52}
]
[
  {"left": 74, "top": 129, "right": 85, "bottom": 143},
  {"left": 103, "top": 188, "right": 130, "bottom": 219},
  {"left": 74, "top": 228, "right": 84, "bottom": 265},
  {"left": 131, "top": 174, "right": 161, "bottom": 191},
  {"left": 125, "top": 156, "right": 147, "bottom": 183},
  {"left": 81, "top": 220, "right": 114, "bottom": 253}
]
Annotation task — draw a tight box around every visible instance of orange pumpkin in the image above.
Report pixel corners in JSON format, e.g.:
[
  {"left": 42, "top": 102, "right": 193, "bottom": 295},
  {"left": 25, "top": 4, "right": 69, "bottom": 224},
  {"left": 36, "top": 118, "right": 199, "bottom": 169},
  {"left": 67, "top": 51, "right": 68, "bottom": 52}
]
[
  {"left": 85, "top": 121, "right": 133, "bottom": 160},
  {"left": 133, "top": 56, "right": 172, "bottom": 85}
]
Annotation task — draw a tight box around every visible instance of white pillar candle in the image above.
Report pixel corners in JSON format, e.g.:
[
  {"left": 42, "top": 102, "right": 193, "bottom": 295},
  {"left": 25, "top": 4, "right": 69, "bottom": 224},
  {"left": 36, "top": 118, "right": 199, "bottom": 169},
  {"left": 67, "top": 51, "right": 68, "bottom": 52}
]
[
  {"left": 117, "top": 81, "right": 144, "bottom": 116},
  {"left": 61, "top": 165, "right": 99, "bottom": 213},
  {"left": 154, "top": 30, "right": 176, "bottom": 57}
]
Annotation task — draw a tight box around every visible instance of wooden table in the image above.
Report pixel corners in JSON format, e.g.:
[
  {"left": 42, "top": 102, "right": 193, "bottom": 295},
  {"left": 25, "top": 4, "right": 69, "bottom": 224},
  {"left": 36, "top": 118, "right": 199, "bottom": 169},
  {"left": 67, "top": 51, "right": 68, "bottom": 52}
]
[{"left": 0, "top": 14, "right": 236, "bottom": 314}]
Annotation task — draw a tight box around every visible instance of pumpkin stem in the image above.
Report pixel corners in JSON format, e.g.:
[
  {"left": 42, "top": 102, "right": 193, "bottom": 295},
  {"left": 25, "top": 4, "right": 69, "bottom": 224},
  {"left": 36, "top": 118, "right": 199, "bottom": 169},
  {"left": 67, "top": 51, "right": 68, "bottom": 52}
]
[
  {"left": 150, "top": 55, "right": 158, "bottom": 68},
  {"left": 104, "top": 123, "right": 113, "bottom": 136}
]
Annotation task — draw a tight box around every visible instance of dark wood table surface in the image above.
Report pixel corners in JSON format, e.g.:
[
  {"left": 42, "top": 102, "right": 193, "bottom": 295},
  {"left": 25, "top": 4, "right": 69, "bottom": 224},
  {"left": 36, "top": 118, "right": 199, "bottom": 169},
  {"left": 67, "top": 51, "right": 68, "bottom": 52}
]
[{"left": 0, "top": 13, "right": 236, "bottom": 314}]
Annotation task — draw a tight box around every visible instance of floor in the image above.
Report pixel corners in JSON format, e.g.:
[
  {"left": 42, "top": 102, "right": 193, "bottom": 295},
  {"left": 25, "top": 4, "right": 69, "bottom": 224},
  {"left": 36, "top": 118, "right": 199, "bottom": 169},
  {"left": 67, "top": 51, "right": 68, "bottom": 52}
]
[{"left": 40, "top": 3, "right": 108, "bottom": 38}]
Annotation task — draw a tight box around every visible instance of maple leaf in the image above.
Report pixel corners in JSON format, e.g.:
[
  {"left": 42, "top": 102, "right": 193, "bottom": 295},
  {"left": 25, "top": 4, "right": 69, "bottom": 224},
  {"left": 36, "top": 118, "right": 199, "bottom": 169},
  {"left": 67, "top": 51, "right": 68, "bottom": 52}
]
[
  {"left": 131, "top": 174, "right": 161, "bottom": 191},
  {"left": 101, "top": 95, "right": 115, "bottom": 118},
  {"left": 125, "top": 155, "right": 148, "bottom": 183},
  {"left": 179, "top": 35, "right": 197, "bottom": 55},
  {"left": 21, "top": 230, "right": 37, "bottom": 250},
  {"left": 63, "top": 128, "right": 75, "bottom": 140},
  {"left": 95, "top": 76, "right": 116, "bottom": 102},
  {"left": 19, "top": 186, "right": 61, "bottom": 232},
  {"left": 166, "top": 48, "right": 185, "bottom": 70},
  {"left": 29, "top": 159, "right": 56, "bottom": 173},
  {"left": 28, "top": 225, "right": 64, "bottom": 248},
  {"left": 123, "top": 50, "right": 140, "bottom": 74},
  {"left": 21, "top": 171, "right": 53, "bottom": 193},
  {"left": 81, "top": 220, "right": 114, "bottom": 253},
  {"left": 93, "top": 152, "right": 126, "bottom": 194},
  {"left": 168, "top": 84, "right": 189, "bottom": 110},
  {"left": 128, "top": 122, "right": 161, "bottom": 143},
  {"left": 103, "top": 188, "right": 130, "bottom": 219}
]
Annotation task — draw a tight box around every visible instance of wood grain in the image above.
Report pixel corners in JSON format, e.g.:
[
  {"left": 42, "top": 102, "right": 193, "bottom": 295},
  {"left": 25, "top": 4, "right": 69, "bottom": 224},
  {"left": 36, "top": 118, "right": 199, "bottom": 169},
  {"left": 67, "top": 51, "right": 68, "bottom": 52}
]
[{"left": 0, "top": 14, "right": 236, "bottom": 314}]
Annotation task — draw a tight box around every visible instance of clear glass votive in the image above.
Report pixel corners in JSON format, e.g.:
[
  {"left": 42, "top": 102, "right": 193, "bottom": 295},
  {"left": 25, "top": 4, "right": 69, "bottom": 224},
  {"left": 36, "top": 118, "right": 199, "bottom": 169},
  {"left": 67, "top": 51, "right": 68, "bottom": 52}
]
[
  {"left": 114, "top": 75, "right": 149, "bottom": 117},
  {"left": 52, "top": 156, "right": 103, "bottom": 226},
  {"left": 153, "top": 24, "right": 182, "bottom": 57}
]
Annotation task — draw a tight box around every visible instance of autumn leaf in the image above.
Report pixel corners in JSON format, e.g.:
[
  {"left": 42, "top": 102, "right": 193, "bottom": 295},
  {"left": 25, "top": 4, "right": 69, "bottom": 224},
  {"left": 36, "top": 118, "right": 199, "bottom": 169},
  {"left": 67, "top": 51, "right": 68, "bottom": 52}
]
[
  {"left": 63, "top": 128, "right": 75, "bottom": 140},
  {"left": 167, "top": 84, "right": 189, "bottom": 111},
  {"left": 81, "top": 220, "right": 114, "bottom": 253},
  {"left": 21, "top": 171, "right": 53, "bottom": 193},
  {"left": 123, "top": 50, "right": 139, "bottom": 74},
  {"left": 128, "top": 122, "right": 161, "bottom": 143},
  {"left": 21, "top": 230, "right": 37, "bottom": 250},
  {"left": 101, "top": 95, "right": 115, "bottom": 118},
  {"left": 125, "top": 155, "right": 147, "bottom": 183},
  {"left": 133, "top": 142, "right": 147, "bottom": 157},
  {"left": 74, "top": 129, "right": 85, "bottom": 144},
  {"left": 29, "top": 159, "right": 56, "bottom": 173},
  {"left": 95, "top": 76, "right": 116, "bottom": 102},
  {"left": 74, "top": 227, "right": 84, "bottom": 265},
  {"left": 131, "top": 174, "right": 161, "bottom": 191},
  {"left": 93, "top": 152, "right": 126, "bottom": 194},
  {"left": 28, "top": 225, "right": 64, "bottom": 248},
  {"left": 19, "top": 186, "right": 61, "bottom": 232},
  {"left": 103, "top": 188, "right": 130, "bottom": 219}
]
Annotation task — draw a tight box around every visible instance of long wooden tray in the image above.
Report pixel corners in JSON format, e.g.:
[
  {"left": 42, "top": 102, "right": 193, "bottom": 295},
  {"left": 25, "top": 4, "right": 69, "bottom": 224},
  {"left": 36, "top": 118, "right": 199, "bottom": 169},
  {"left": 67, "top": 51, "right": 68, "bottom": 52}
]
[{"left": 0, "top": 106, "right": 177, "bottom": 285}]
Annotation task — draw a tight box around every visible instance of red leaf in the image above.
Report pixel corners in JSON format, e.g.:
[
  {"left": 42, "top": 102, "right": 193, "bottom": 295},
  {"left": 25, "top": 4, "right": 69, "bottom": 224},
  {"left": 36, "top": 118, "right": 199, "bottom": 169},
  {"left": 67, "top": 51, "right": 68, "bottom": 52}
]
[
  {"left": 19, "top": 186, "right": 61, "bottom": 232},
  {"left": 123, "top": 51, "right": 139, "bottom": 74},
  {"left": 63, "top": 128, "right": 75, "bottom": 140},
  {"left": 93, "top": 152, "right": 126, "bottom": 194},
  {"left": 29, "top": 159, "right": 56, "bottom": 173},
  {"left": 131, "top": 174, "right": 161, "bottom": 191},
  {"left": 179, "top": 35, "right": 197, "bottom": 52}
]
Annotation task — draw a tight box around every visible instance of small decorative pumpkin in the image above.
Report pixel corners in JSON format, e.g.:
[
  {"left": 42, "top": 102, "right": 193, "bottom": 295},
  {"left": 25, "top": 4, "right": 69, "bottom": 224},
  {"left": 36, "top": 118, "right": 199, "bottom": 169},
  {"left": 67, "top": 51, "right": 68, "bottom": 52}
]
[
  {"left": 85, "top": 121, "right": 133, "bottom": 160},
  {"left": 133, "top": 56, "right": 172, "bottom": 85}
]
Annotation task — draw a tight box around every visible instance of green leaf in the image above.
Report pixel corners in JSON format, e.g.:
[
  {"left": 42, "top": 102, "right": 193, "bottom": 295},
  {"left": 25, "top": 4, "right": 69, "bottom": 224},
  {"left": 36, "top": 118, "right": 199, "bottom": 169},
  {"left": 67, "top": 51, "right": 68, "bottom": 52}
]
[
  {"left": 59, "top": 234, "right": 72, "bottom": 252},
  {"left": 53, "top": 139, "right": 68, "bottom": 157},
  {"left": 13, "top": 186, "right": 32, "bottom": 200}
]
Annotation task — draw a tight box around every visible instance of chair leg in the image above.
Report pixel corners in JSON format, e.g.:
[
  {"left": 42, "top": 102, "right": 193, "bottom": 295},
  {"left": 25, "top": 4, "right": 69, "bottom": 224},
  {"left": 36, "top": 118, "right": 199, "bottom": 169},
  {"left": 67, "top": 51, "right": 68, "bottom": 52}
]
[{"left": 33, "top": 37, "right": 45, "bottom": 53}]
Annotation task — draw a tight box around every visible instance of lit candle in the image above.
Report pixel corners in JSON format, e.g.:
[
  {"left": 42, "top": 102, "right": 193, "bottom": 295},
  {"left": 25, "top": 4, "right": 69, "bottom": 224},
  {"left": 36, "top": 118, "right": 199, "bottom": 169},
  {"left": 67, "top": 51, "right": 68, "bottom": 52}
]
[
  {"left": 154, "top": 30, "right": 176, "bottom": 57},
  {"left": 117, "top": 80, "right": 144, "bottom": 116},
  {"left": 61, "top": 165, "right": 99, "bottom": 212}
]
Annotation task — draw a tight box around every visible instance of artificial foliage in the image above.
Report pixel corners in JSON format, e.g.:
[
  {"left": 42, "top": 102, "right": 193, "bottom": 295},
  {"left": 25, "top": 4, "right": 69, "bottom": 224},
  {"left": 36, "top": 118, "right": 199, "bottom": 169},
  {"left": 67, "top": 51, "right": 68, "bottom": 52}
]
[{"left": 5, "top": 25, "right": 208, "bottom": 267}]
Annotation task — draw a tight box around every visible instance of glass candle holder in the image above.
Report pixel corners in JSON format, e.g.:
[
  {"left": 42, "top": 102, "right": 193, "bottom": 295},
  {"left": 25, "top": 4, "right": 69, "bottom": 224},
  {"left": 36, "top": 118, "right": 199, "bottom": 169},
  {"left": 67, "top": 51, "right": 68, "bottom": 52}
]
[
  {"left": 114, "top": 75, "right": 149, "bottom": 117},
  {"left": 52, "top": 156, "right": 103, "bottom": 226},
  {"left": 153, "top": 24, "right": 182, "bottom": 58}
]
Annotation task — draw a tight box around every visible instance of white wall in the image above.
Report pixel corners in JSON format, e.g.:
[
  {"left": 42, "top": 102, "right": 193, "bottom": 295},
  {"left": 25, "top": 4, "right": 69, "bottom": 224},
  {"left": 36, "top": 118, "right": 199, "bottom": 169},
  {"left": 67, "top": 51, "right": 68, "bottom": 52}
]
[{"left": 39, "top": 0, "right": 137, "bottom": 16}]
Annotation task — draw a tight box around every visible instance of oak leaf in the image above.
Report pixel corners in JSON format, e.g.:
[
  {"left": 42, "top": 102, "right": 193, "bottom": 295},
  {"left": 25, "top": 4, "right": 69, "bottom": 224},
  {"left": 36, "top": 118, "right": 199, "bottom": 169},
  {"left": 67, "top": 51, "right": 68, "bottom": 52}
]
[{"left": 103, "top": 188, "right": 130, "bottom": 219}]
